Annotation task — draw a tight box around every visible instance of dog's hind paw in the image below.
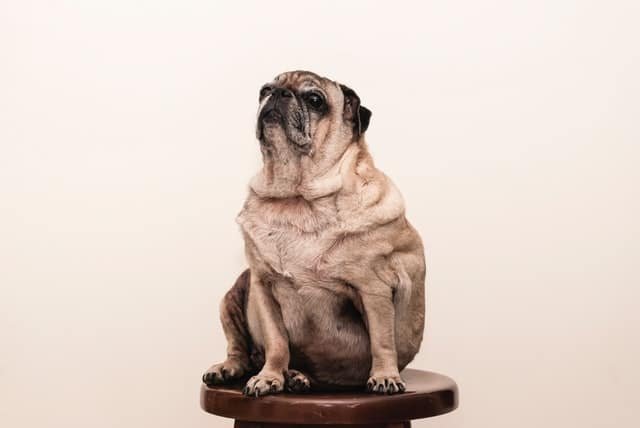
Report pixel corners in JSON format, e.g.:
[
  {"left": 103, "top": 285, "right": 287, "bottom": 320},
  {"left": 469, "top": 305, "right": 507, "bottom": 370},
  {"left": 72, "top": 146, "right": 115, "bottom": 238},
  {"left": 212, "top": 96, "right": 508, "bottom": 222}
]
[
  {"left": 202, "top": 359, "right": 247, "bottom": 385},
  {"left": 285, "top": 369, "right": 311, "bottom": 393}
]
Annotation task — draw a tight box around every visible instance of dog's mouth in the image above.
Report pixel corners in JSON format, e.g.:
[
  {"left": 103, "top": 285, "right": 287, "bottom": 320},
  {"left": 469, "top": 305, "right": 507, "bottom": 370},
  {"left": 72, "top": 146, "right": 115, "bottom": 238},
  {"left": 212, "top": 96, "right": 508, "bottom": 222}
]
[
  {"left": 257, "top": 107, "right": 284, "bottom": 141},
  {"left": 257, "top": 108, "right": 311, "bottom": 153},
  {"left": 260, "top": 108, "right": 282, "bottom": 125}
]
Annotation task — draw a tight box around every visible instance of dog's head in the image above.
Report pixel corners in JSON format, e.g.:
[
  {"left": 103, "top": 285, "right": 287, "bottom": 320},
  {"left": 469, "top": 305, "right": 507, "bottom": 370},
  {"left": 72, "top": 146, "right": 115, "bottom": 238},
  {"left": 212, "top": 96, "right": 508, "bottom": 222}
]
[{"left": 256, "top": 71, "right": 371, "bottom": 157}]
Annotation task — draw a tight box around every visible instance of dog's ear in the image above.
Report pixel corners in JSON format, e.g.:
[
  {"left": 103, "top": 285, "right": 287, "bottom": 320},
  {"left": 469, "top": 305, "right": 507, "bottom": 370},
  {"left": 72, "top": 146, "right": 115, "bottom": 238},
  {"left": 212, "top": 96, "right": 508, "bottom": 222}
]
[{"left": 339, "top": 84, "right": 372, "bottom": 138}]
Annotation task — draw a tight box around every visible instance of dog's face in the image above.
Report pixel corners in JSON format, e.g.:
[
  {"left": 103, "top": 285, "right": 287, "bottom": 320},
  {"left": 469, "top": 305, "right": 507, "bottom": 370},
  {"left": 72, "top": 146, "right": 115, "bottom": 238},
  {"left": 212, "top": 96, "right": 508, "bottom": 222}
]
[{"left": 256, "top": 71, "right": 371, "bottom": 157}]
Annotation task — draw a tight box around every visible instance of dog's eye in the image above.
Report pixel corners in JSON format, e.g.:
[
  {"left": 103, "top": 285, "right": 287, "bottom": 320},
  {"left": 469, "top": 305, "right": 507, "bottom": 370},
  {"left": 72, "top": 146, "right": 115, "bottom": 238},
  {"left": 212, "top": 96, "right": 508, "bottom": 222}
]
[
  {"left": 259, "top": 86, "right": 272, "bottom": 99},
  {"left": 305, "top": 93, "right": 325, "bottom": 109}
]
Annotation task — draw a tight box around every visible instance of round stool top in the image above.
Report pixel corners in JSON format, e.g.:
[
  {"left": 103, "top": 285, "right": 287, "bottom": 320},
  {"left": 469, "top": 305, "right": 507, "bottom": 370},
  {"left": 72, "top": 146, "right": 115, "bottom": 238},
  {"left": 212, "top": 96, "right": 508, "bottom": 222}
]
[{"left": 200, "top": 368, "right": 458, "bottom": 425}]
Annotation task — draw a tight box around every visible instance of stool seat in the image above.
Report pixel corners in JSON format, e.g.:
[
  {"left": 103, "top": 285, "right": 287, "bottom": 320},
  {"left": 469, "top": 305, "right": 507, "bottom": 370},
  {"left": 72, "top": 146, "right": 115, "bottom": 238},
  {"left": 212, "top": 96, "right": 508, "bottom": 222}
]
[{"left": 200, "top": 368, "right": 458, "bottom": 427}]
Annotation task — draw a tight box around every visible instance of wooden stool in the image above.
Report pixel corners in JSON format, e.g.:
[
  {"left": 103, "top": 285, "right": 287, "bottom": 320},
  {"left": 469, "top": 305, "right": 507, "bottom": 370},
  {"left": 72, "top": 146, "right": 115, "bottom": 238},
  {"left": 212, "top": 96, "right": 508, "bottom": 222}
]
[{"left": 200, "top": 368, "right": 458, "bottom": 427}]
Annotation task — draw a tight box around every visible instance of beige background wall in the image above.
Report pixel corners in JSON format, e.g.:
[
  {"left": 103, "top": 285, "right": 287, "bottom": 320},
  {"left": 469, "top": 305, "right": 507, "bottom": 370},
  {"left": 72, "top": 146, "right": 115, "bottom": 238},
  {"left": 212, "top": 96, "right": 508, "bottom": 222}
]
[{"left": 1, "top": 1, "right": 639, "bottom": 427}]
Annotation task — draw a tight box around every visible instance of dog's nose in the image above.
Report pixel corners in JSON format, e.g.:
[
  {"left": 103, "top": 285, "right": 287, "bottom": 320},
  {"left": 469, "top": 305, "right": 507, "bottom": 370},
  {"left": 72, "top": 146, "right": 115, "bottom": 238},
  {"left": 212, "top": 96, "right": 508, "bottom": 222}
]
[{"left": 276, "top": 88, "right": 293, "bottom": 98}]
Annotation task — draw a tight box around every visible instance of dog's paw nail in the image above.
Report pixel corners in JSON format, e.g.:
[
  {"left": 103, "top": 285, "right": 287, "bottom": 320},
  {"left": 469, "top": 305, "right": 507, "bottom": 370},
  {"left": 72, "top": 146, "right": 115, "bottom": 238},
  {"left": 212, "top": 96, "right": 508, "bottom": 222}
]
[
  {"left": 202, "top": 371, "right": 217, "bottom": 385},
  {"left": 367, "top": 375, "right": 406, "bottom": 395}
]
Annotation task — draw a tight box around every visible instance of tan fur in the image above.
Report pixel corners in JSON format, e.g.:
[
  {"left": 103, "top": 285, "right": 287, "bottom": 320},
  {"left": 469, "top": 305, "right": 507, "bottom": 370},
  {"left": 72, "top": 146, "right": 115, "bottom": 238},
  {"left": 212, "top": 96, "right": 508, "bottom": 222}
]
[{"left": 203, "top": 71, "right": 425, "bottom": 396}]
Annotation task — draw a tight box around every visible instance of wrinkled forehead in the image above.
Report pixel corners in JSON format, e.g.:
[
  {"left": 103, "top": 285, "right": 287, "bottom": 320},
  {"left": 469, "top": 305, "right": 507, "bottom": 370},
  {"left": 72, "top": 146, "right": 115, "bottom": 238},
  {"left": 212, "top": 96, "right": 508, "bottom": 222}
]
[{"left": 271, "top": 71, "right": 341, "bottom": 98}]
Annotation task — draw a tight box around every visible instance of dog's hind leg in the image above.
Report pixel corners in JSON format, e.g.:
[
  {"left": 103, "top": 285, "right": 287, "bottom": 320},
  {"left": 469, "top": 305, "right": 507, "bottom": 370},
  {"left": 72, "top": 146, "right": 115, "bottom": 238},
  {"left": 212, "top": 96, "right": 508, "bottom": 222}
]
[{"left": 202, "top": 269, "right": 253, "bottom": 385}]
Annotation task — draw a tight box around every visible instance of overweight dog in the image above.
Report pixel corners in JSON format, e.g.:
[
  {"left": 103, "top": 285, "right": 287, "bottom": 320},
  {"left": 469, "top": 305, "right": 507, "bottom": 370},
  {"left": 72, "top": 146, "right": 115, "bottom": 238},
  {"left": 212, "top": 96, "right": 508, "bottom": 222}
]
[{"left": 203, "top": 71, "right": 425, "bottom": 396}]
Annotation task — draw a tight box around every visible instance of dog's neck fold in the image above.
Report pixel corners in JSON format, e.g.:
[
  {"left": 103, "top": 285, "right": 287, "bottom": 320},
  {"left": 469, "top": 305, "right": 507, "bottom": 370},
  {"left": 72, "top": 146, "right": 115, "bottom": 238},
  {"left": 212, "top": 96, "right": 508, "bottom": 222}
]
[{"left": 249, "top": 141, "right": 362, "bottom": 201}]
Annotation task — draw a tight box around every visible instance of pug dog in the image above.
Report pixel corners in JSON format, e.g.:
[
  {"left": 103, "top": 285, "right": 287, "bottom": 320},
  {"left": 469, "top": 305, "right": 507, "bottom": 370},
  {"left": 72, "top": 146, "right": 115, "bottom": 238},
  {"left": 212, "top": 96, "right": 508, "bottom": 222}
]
[{"left": 202, "top": 71, "right": 425, "bottom": 396}]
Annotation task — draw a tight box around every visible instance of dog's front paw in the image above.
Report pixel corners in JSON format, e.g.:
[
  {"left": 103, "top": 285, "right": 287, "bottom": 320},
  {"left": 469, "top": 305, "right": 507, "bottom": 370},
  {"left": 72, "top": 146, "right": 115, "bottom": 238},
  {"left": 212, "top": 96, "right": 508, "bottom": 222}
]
[
  {"left": 202, "top": 359, "right": 247, "bottom": 385},
  {"left": 366, "top": 373, "right": 406, "bottom": 395},
  {"left": 243, "top": 370, "right": 284, "bottom": 397}
]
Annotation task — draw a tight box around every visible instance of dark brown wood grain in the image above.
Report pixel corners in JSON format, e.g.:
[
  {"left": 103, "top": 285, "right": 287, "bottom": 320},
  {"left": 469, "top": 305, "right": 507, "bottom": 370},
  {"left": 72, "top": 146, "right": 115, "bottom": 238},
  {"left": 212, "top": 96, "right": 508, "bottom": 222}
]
[{"left": 201, "top": 368, "right": 458, "bottom": 427}]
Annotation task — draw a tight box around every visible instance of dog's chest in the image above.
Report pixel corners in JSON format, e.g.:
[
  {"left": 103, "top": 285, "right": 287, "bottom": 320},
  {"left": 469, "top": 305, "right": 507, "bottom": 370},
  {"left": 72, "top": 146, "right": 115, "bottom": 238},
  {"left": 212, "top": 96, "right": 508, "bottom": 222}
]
[{"left": 239, "top": 214, "right": 339, "bottom": 282}]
